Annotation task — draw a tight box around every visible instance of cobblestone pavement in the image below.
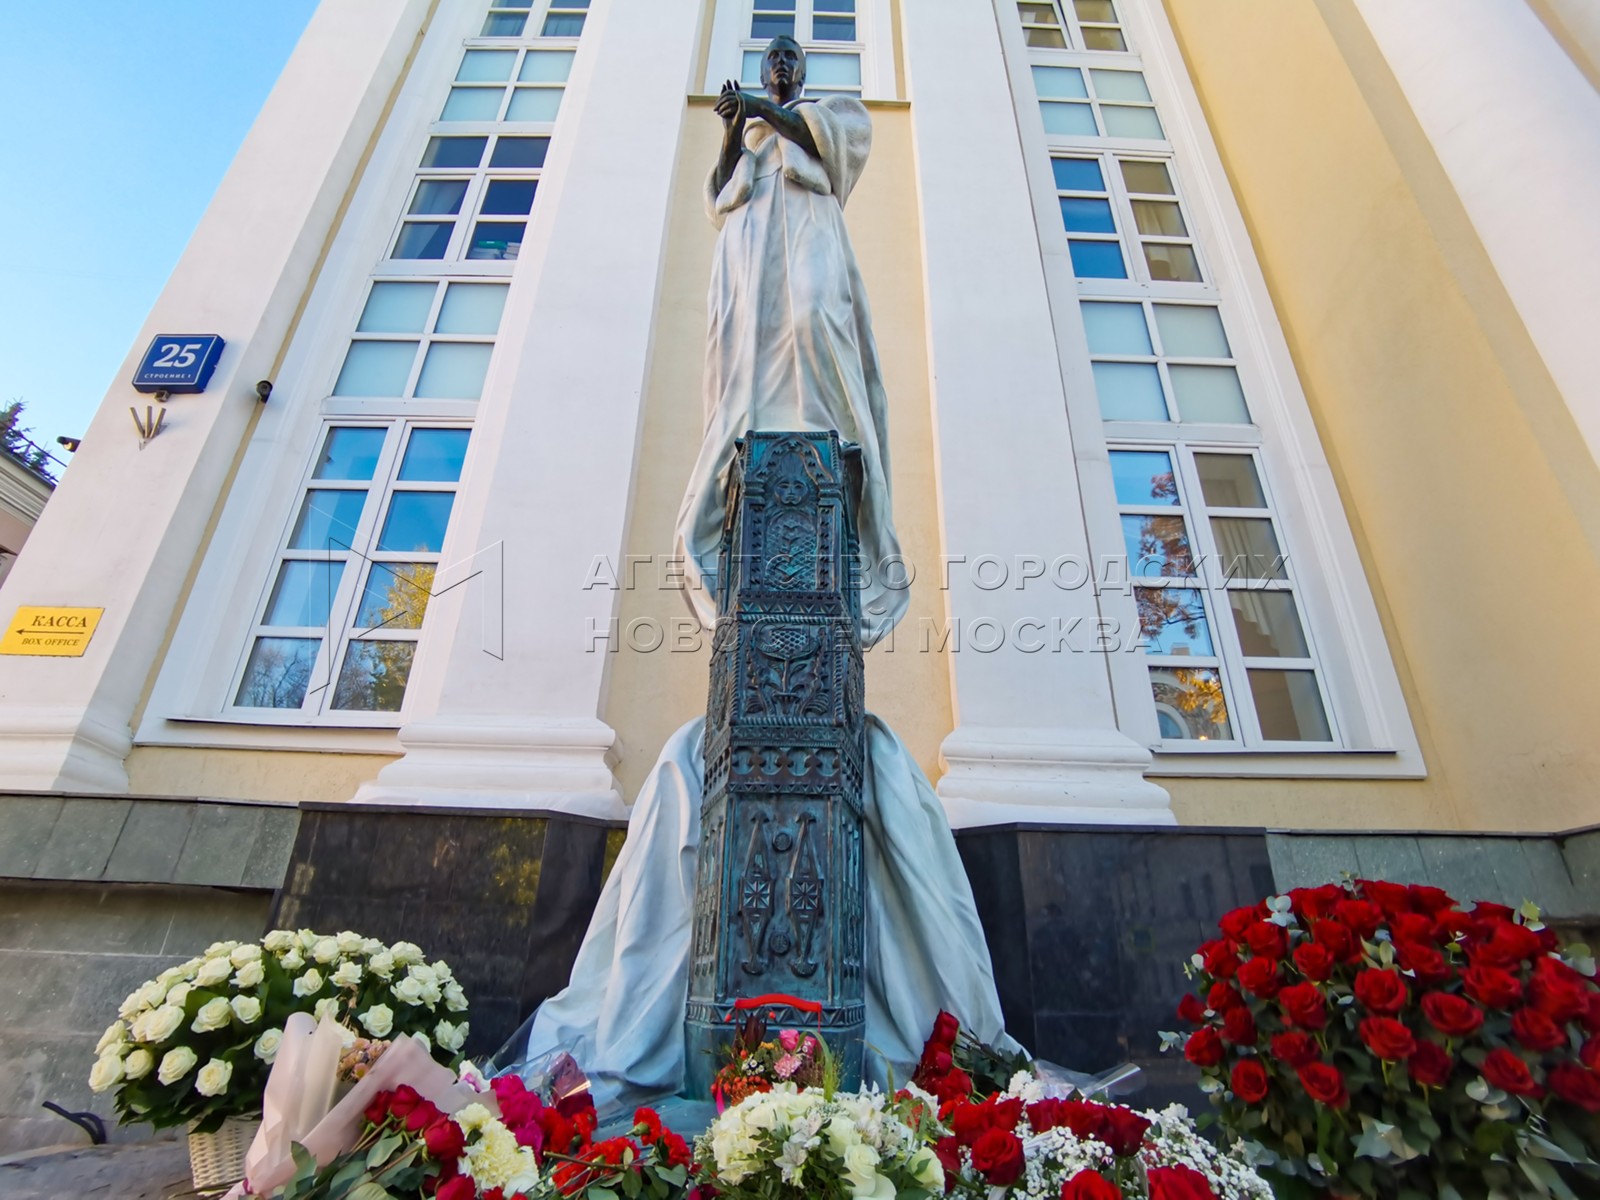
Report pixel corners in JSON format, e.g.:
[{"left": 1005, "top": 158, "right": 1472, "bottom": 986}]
[{"left": 0, "top": 1139, "right": 201, "bottom": 1199}]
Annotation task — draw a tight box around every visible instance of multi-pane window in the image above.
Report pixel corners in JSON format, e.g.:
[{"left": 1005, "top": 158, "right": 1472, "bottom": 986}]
[
  {"left": 1052, "top": 155, "right": 1202, "bottom": 283},
  {"left": 1083, "top": 301, "right": 1248, "bottom": 424},
  {"left": 236, "top": 422, "right": 472, "bottom": 716},
  {"left": 480, "top": 0, "right": 588, "bottom": 39},
  {"left": 334, "top": 280, "right": 509, "bottom": 400},
  {"left": 1033, "top": 66, "right": 1162, "bottom": 140},
  {"left": 441, "top": 48, "right": 574, "bottom": 124},
  {"left": 391, "top": 134, "right": 550, "bottom": 264},
  {"left": 740, "top": 1, "right": 862, "bottom": 96},
  {"left": 1016, "top": 1, "right": 1130, "bottom": 52},
  {"left": 1111, "top": 448, "right": 1333, "bottom": 746}
]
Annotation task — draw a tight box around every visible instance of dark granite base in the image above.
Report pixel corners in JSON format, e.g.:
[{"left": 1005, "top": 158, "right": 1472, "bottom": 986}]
[
  {"left": 271, "top": 805, "right": 621, "bottom": 1058},
  {"left": 956, "top": 825, "right": 1275, "bottom": 1110}
]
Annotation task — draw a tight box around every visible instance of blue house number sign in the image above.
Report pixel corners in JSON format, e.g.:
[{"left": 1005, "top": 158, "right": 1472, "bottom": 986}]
[{"left": 132, "top": 335, "right": 225, "bottom": 394}]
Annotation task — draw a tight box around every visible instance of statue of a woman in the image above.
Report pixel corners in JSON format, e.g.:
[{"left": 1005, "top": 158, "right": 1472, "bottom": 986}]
[{"left": 675, "top": 37, "right": 907, "bottom": 646}]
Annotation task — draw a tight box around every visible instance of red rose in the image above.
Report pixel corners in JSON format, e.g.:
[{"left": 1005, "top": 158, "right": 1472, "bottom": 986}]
[
  {"left": 1582, "top": 993, "right": 1600, "bottom": 1035},
  {"left": 1184, "top": 1027, "right": 1224, "bottom": 1068},
  {"left": 1408, "top": 884, "right": 1458, "bottom": 914},
  {"left": 423, "top": 1117, "right": 467, "bottom": 1162},
  {"left": 1231, "top": 1059, "right": 1270, "bottom": 1104},
  {"left": 1221, "top": 1005, "right": 1257, "bottom": 1046},
  {"left": 437, "top": 1177, "right": 476, "bottom": 1200},
  {"left": 1207, "top": 982, "right": 1244, "bottom": 1012},
  {"left": 1422, "top": 992, "right": 1484, "bottom": 1037},
  {"left": 951, "top": 1102, "right": 994, "bottom": 1147},
  {"left": 1237, "top": 956, "right": 1281, "bottom": 999},
  {"left": 1297, "top": 1062, "right": 1348, "bottom": 1108},
  {"left": 932, "top": 1010, "right": 961, "bottom": 1047},
  {"left": 364, "top": 1093, "right": 391, "bottom": 1127},
  {"left": 934, "top": 1135, "right": 962, "bottom": 1175},
  {"left": 1246, "top": 922, "right": 1287, "bottom": 960},
  {"left": 1099, "top": 1107, "right": 1152, "bottom": 1156},
  {"left": 1334, "top": 899, "right": 1383, "bottom": 939},
  {"left": 1359, "top": 879, "right": 1414, "bottom": 917},
  {"left": 1511, "top": 1007, "right": 1567, "bottom": 1052},
  {"left": 1033, "top": 1099, "right": 1111, "bottom": 1141},
  {"left": 932, "top": 1067, "right": 973, "bottom": 1105},
  {"left": 1548, "top": 1064, "right": 1600, "bottom": 1113},
  {"left": 1289, "top": 884, "right": 1345, "bottom": 922},
  {"left": 1279, "top": 982, "right": 1328, "bottom": 1031},
  {"left": 970, "top": 1127, "right": 1026, "bottom": 1186},
  {"left": 1434, "top": 911, "right": 1475, "bottom": 944},
  {"left": 1312, "top": 920, "right": 1356, "bottom": 962},
  {"left": 1359, "top": 1016, "right": 1417, "bottom": 1061},
  {"left": 1199, "top": 939, "right": 1240, "bottom": 979},
  {"left": 1583, "top": 1036, "right": 1600, "bottom": 1071},
  {"left": 1061, "top": 1169, "right": 1123, "bottom": 1200},
  {"left": 1472, "top": 922, "right": 1544, "bottom": 968},
  {"left": 1409, "top": 1040, "right": 1453, "bottom": 1087},
  {"left": 1177, "top": 994, "right": 1207, "bottom": 1024},
  {"left": 1354, "top": 968, "right": 1408, "bottom": 1015},
  {"left": 1219, "top": 905, "right": 1263, "bottom": 943},
  {"left": 1472, "top": 901, "right": 1517, "bottom": 924},
  {"left": 1529, "top": 957, "right": 1589, "bottom": 1023},
  {"left": 1396, "top": 940, "right": 1449, "bottom": 984},
  {"left": 1148, "top": 1163, "right": 1218, "bottom": 1200},
  {"left": 1292, "top": 943, "right": 1334, "bottom": 983},
  {"left": 1462, "top": 965, "right": 1523, "bottom": 1010},
  {"left": 387, "top": 1085, "right": 423, "bottom": 1118},
  {"left": 404, "top": 1099, "right": 443, "bottom": 1133},
  {"left": 1270, "top": 1032, "right": 1319, "bottom": 1068},
  {"left": 1482, "top": 1048, "right": 1542, "bottom": 1096}
]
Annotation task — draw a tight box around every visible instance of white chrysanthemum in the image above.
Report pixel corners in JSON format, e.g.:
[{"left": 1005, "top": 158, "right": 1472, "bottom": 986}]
[
  {"left": 254, "top": 1028, "right": 283, "bottom": 1063},
  {"left": 454, "top": 1103, "right": 493, "bottom": 1133},
  {"left": 191, "top": 997, "right": 233, "bottom": 1034},
  {"left": 88, "top": 1054, "right": 124, "bottom": 1093},
  {"left": 195, "top": 1058, "right": 233, "bottom": 1097},
  {"left": 123, "top": 1048, "right": 154, "bottom": 1080},
  {"left": 462, "top": 1122, "right": 533, "bottom": 1189},
  {"left": 194, "top": 957, "right": 233, "bottom": 988},
  {"left": 360, "top": 1005, "right": 395, "bottom": 1038},
  {"left": 233, "top": 960, "right": 265, "bottom": 989},
  {"left": 229, "top": 944, "right": 263, "bottom": 967},
  {"left": 292, "top": 969, "right": 324, "bottom": 997},
  {"left": 157, "top": 1046, "right": 198, "bottom": 1085}
]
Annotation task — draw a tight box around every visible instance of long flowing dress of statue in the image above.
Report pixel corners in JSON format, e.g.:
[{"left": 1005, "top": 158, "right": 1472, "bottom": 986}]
[{"left": 518, "top": 46, "right": 1016, "bottom": 1112}]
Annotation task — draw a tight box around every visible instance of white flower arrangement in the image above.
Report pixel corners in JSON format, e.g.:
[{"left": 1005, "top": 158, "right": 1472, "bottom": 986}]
[{"left": 90, "top": 929, "right": 470, "bottom": 1133}]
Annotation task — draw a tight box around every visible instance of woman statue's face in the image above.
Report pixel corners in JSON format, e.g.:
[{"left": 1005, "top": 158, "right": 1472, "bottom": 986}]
[{"left": 762, "top": 38, "right": 806, "bottom": 101}]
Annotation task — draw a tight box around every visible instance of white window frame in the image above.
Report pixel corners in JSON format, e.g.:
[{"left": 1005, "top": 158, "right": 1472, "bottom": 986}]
[
  {"left": 998, "top": 0, "right": 1424, "bottom": 778},
  {"left": 704, "top": 0, "right": 898, "bottom": 102},
  {"left": 475, "top": 0, "right": 590, "bottom": 42},
  {"left": 1016, "top": 0, "right": 1136, "bottom": 55}
]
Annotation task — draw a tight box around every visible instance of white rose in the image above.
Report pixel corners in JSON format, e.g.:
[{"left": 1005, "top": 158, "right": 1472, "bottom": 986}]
[
  {"left": 96, "top": 1022, "right": 128, "bottom": 1055},
  {"left": 297, "top": 929, "right": 320, "bottom": 951},
  {"left": 292, "top": 969, "right": 324, "bottom": 997},
  {"left": 412, "top": 1032, "right": 431, "bottom": 1053},
  {"left": 263, "top": 930, "right": 294, "bottom": 953},
  {"left": 194, "top": 957, "right": 233, "bottom": 988},
  {"left": 360, "top": 938, "right": 385, "bottom": 956},
  {"left": 135, "top": 1005, "right": 186, "bottom": 1044},
  {"left": 88, "top": 1054, "right": 125, "bottom": 1093},
  {"left": 367, "top": 952, "right": 396, "bottom": 980},
  {"left": 231, "top": 996, "right": 262, "bottom": 1024},
  {"left": 332, "top": 962, "right": 362, "bottom": 989},
  {"left": 312, "top": 938, "right": 340, "bottom": 965},
  {"left": 195, "top": 1058, "right": 233, "bottom": 1097},
  {"left": 336, "top": 931, "right": 364, "bottom": 954},
  {"left": 434, "top": 1020, "right": 468, "bottom": 1052},
  {"left": 117, "top": 991, "right": 146, "bottom": 1020},
  {"left": 157, "top": 1046, "right": 198, "bottom": 1085},
  {"left": 165, "top": 983, "right": 192, "bottom": 1008},
  {"left": 390, "top": 941, "right": 423, "bottom": 967},
  {"left": 205, "top": 940, "right": 240, "bottom": 958},
  {"left": 123, "top": 1049, "right": 154, "bottom": 1080},
  {"left": 230, "top": 944, "right": 262, "bottom": 967},
  {"left": 408, "top": 964, "right": 438, "bottom": 986},
  {"left": 359, "top": 1005, "right": 395, "bottom": 1038},
  {"left": 391, "top": 977, "right": 426, "bottom": 1007},
  {"left": 910, "top": 1148, "right": 944, "bottom": 1190},
  {"left": 842, "top": 1143, "right": 881, "bottom": 1195},
  {"left": 254, "top": 1029, "right": 283, "bottom": 1063},
  {"left": 433, "top": 960, "right": 455, "bottom": 983},
  {"left": 419, "top": 981, "right": 442, "bottom": 1008},
  {"left": 280, "top": 950, "right": 305, "bottom": 972},
  {"left": 135, "top": 980, "right": 168, "bottom": 1010},
  {"left": 233, "top": 961, "right": 265, "bottom": 989},
  {"left": 191, "top": 997, "right": 234, "bottom": 1034},
  {"left": 313, "top": 997, "right": 340, "bottom": 1023},
  {"left": 444, "top": 983, "right": 468, "bottom": 1013},
  {"left": 156, "top": 966, "right": 185, "bottom": 986}
]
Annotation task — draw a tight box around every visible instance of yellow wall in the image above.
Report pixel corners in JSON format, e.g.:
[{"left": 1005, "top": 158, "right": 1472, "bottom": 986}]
[
  {"left": 599, "top": 99, "right": 955, "bottom": 801},
  {"left": 125, "top": 746, "right": 390, "bottom": 804},
  {"left": 1160, "top": 0, "right": 1600, "bottom": 832}
]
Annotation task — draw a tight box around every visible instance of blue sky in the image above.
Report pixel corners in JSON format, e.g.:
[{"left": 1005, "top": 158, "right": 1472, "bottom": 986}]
[{"left": 0, "top": 2, "right": 319, "bottom": 451}]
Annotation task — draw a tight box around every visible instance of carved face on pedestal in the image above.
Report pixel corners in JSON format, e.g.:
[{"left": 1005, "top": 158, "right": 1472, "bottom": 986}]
[{"left": 766, "top": 452, "right": 819, "bottom": 589}]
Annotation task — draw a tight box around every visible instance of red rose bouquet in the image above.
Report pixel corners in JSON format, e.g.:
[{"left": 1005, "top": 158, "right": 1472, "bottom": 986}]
[{"left": 1168, "top": 880, "right": 1600, "bottom": 1197}]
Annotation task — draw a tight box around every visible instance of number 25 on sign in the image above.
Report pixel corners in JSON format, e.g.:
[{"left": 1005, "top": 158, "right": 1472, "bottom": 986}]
[{"left": 0, "top": 607, "right": 104, "bottom": 657}]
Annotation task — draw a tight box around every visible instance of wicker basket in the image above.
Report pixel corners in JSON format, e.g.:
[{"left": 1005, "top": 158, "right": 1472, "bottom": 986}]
[{"left": 187, "top": 1115, "right": 260, "bottom": 1190}]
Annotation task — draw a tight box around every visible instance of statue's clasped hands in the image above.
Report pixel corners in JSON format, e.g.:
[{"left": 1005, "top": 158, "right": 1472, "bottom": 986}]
[{"left": 716, "top": 79, "right": 747, "bottom": 138}]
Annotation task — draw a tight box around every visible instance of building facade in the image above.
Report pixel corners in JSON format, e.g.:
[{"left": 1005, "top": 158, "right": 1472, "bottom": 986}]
[{"left": 4, "top": 0, "right": 1600, "bottom": 1151}]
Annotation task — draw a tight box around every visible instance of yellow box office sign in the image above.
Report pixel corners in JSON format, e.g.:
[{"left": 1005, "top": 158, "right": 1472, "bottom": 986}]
[{"left": 1, "top": 607, "right": 104, "bottom": 657}]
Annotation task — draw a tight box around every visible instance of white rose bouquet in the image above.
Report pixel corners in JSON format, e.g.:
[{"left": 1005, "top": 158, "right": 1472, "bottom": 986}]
[
  {"left": 695, "top": 1082, "right": 947, "bottom": 1200},
  {"left": 89, "top": 928, "right": 471, "bottom": 1133}
]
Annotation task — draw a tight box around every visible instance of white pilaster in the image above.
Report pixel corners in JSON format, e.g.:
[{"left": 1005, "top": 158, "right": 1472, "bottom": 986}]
[
  {"left": 0, "top": 0, "right": 431, "bottom": 793},
  {"left": 898, "top": 2, "right": 1171, "bottom": 826},
  {"left": 1354, "top": 0, "right": 1600, "bottom": 472},
  {"left": 354, "top": 0, "right": 705, "bottom": 817}
]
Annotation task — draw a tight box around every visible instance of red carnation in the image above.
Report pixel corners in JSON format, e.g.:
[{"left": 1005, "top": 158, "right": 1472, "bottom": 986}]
[
  {"left": 1462, "top": 965, "right": 1522, "bottom": 1010},
  {"left": 1408, "top": 884, "right": 1458, "bottom": 914},
  {"left": 1548, "top": 1064, "right": 1600, "bottom": 1113},
  {"left": 1422, "top": 992, "right": 1484, "bottom": 1038},
  {"left": 1312, "top": 920, "right": 1357, "bottom": 963},
  {"left": 1199, "top": 939, "right": 1240, "bottom": 979},
  {"left": 1482, "top": 1048, "right": 1542, "bottom": 1096},
  {"left": 1409, "top": 1040, "right": 1453, "bottom": 1087},
  {"left": 658, "top": 1129, "right": 690, "bottom": 1168},
  {"left": 1270, "top": 1031, "right": 1319, "bottom": 1068},
  {"left": 1231, "top": 1059, "right": 1270, "bottom": 1104},
  {"left": 1359, "top": 1016, "right": 1417, "bottom": 1062},
  {"left": 1288, "top": 884, "right": 1345, "bottom": 922},
  {"left": 970, "top": 1127, "right": 1026, "bottom": 1186},
  {"left": 1061, "top": 1168, "right": 1123, "bottom": 1200},
  {"left": 1221, "top": 1005, "right": 1257, "bottom": 1046},
  {"left": 632, "top": 1107, "right": 663, "bottom": 1142},
  {"left": 1148, "top": 1163, "right": 1218, "bottom": 1200},
  {"left": 437, "top": 1177, "right": 476, "bottom": 1200},
  {"left": 1099, "top": 1107, "right": 1152, "bottom": 1157},
  {"left": 1511, "top": 1007, "right": 1567, "bottom": 1052},
  {"left": 1396, "top": 940, "right": 1449, "bottom": 984},
  {"left": 1207, "top": 982, "right": 1244, "bottom": 1012},
  {"left": 1334, "top": 899, "right": 1383, "bottom": 939},
  {"left": 423, "top": 1117, "right": 467, "bottom": 1162},
  {"left": 1353, "top": 968, "right": 1408, "bottom": 1015},
  {"left": 1279, "top": 982, "right": 1328, "bottom": 1031},
  {"left": 1219, "top": 905, "right": 1263, "bottom": 943},
  {"left": 1291, "top": 943, "right": 1335, "bottom": 983},
  {"left": 1237, "top": 956, "right": 1281, "bottom": 999},
  {"left": 1245, "top": 921, "right": 1287, "bottom": 960},
  {"left": 1177, "top": 994, "right": 1206, "bottom": 1024},
  {"left": 1297, "top": 1062, "right": 1348, "bottom": 1108},
  {"left": 1184, "top": 1027, "right": 1224, "bottom": 1068}
]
